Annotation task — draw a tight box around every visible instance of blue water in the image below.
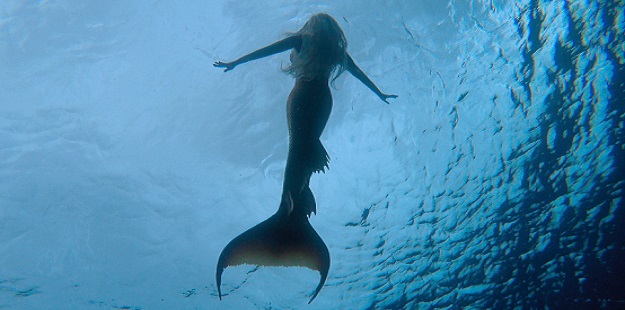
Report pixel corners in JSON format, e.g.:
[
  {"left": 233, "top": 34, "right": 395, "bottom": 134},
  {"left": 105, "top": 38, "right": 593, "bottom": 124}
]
[{"left": 1, "top": 1, "right": 623, "bottom": 309}]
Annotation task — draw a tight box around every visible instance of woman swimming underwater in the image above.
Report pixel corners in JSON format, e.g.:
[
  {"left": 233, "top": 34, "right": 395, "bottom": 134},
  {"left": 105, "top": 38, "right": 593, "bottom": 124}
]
[{"left": 214, "top": 13, "right": 396, "bottom": 303}]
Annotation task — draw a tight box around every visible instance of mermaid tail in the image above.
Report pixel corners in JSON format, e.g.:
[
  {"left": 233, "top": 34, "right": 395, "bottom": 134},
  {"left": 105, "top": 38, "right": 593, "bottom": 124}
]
[{"left": 216, "top": 204, "right": 330, "bottom": 303}]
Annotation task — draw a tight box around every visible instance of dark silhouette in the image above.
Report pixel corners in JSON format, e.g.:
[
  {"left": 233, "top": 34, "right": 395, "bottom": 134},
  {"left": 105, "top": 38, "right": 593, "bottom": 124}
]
[{"left": 214, "top": 13, "right": 396, "bottom": 303}]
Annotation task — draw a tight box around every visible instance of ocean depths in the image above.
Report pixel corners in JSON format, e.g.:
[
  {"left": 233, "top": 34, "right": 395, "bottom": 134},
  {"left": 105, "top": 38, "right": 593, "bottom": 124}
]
[{"left": 1, "top": 0, "right": 624, "bottom": 309}]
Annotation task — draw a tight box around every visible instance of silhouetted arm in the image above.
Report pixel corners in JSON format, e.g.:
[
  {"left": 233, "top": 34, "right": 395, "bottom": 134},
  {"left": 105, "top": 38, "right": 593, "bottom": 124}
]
[
  {"left": 214, "top": 36, "right": 301, "bottom": 72},
  {"left": 346, "top": 53, "right": 397, "bottom": 104}
]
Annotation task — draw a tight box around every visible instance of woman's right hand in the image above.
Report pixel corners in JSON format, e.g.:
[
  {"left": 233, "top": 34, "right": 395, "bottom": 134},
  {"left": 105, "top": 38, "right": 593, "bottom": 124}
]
[
  {"left": 213, "top": 61, "right": 236, "bottom": 72},
  {"left": 380, "top": 93, "right": 398, "bottom": 104}
]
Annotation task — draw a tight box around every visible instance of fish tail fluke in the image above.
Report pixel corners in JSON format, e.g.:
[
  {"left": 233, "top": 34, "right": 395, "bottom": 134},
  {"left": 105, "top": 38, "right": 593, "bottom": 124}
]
[
  {"left": 216, "top": 211, "right": 330, "bottom": 303},
  {"left": 309, "top": 278, "right": 326, "bottom": 303}
]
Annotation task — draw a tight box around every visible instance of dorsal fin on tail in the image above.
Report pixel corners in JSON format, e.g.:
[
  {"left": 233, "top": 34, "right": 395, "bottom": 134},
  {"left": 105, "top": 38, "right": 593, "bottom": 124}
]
[{"left": 310, "top": 139, "right": 329, "bottom": 174}]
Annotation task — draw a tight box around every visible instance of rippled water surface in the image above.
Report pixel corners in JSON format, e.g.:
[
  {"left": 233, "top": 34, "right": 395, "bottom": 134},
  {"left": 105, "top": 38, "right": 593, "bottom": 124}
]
[{"left": 1, "top": 0, "right": 624, "bottom": 309}]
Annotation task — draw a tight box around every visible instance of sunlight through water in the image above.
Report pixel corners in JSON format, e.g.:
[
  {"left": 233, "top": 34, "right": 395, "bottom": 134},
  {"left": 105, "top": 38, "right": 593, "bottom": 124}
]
[{"left": 1, "top": 0, "right": 623, "bottom": 309}]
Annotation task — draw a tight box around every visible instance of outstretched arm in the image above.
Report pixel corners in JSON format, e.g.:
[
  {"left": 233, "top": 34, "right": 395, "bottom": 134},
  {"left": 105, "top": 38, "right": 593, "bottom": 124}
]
[
  {"left": 214, "top": 35, "right": 301, "bottom": 72},
  {"left": 346, "top": 53, "right": 397, "bottom": 104}
]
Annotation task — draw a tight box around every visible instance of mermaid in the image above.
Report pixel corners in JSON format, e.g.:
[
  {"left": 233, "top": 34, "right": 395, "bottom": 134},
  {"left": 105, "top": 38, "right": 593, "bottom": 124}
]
[{"left": 214, "top": 13, "right": 396, "bottom": 303}]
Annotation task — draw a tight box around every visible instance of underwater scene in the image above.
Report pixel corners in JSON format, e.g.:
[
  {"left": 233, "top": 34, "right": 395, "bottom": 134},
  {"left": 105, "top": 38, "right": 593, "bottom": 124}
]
[{"left": 1, "top": 0, "right": 624, "bottom": 309}]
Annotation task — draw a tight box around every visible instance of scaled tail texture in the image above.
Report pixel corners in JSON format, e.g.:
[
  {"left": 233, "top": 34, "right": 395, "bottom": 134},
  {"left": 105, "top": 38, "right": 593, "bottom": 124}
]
[{"left": 216, "top": 209, "right": 330, "bottom": 303}]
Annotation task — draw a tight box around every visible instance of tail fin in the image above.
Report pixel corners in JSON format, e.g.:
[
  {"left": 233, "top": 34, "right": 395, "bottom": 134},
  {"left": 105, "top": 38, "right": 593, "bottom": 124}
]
[{"left": 216, "top": 211, "right": 330, "bottom": 303}]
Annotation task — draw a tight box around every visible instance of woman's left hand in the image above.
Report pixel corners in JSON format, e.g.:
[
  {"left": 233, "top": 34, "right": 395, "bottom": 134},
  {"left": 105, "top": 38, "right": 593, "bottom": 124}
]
[{"left": 213, "top": 61, "right": 237, "bottom": 72}]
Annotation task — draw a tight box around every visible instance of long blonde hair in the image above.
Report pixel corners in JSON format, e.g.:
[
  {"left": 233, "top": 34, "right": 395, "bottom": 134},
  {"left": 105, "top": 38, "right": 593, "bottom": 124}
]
[{"left": 284, "top": 13, "right": 348, "bottom": 82}]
